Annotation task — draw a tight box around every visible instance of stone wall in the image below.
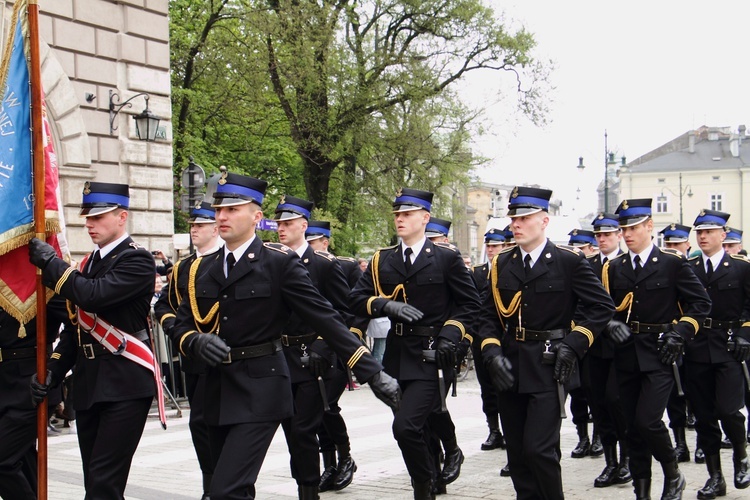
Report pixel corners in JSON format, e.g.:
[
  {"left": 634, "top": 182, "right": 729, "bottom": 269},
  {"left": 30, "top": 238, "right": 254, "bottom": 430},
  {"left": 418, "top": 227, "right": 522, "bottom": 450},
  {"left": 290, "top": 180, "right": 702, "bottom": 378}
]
[{"left": 3, "top": 0, "right": 174, "bottom": 260}]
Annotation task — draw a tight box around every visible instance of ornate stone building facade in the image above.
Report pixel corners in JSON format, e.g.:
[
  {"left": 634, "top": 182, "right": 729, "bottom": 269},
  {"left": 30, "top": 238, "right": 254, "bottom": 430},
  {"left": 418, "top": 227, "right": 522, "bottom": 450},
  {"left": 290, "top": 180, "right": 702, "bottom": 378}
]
[{"left": 2, "top": 0, "right": 173, "bottom": 260}]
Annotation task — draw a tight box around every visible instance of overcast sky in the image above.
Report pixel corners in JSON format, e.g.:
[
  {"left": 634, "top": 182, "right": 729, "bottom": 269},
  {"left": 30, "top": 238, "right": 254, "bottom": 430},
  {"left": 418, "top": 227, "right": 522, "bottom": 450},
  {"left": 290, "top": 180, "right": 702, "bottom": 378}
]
[{"left": 459, "top": 0, "right": 750, "bottom": 217}]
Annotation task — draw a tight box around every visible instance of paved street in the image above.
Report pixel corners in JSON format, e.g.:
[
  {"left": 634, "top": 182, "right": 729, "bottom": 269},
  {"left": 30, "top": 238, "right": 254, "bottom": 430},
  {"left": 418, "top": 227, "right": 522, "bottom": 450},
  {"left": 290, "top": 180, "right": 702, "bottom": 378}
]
[{"left": 46, "top": 373, "right": 748, "bottom": 499}]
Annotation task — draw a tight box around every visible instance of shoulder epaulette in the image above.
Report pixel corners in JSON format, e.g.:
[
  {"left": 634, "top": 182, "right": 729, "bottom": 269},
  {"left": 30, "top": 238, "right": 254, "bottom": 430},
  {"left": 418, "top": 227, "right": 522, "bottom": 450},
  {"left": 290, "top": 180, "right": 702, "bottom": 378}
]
[
  {"left": 499, "top": 246, "right": 515, "bottom": 254},
  {"left": 472, "top": 264, "right": 485, "bottom": 271},
  {"left": 337, "top": 256, "right": 357, "bottom": 263},
  {"left": 586, "top": 253, "right": 598, "bottom": 260},
  {"left": 129, "top": 241, "right": 145, "bottom": 250},
  {"left": 380, "top": 244, "right": 398, "bottom": 251},
  {"left": 263, "top": 242, "right": 293, "bottom": 254},
  {"left": 687, "top": 255, "right": 700, "bottom": 261},
  {"left": 556, "top": 244, "right": 582, "bottom": 255},
  {"left": 314, "top": 249, "right": 336, "bottom": 261},
  {"left": 433, "top": 241, "right": 458, "bottom": 252},
  {"left": 730, "top": 254, "right": 750, "bottom": 263},
  {"left": 660, "top": 247, "right": 686, "bottom": 259}
]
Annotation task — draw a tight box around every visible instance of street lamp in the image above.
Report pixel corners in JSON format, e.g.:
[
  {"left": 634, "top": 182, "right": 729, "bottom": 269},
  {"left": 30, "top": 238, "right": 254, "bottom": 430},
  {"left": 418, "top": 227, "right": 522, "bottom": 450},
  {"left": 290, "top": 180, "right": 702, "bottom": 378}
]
[
  {"left": 577, "top": 130, "right": 620, "bottom": 213},
  {"left": 109, "top": 89, "right": 162, "bottom": 141},
  {"left": 180, "top": 158, "right": 206, "bottom": 254},
  {"left": 660, "top": 172, "right": 693, "bottom": 224}
]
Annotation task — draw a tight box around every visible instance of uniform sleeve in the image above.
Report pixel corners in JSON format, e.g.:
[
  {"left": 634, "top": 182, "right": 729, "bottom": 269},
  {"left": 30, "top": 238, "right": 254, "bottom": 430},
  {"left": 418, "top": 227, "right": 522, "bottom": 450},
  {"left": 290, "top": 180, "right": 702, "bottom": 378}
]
[
  {"left": 439, "top": 251, "right": 481, "bottom": 345},
  {"left": 41, "top": 251, "right": 155, "bottom": 312},
  {"left": 282, "top": 253, "right": 382, "bottom": 382},
  {"left": 476, "top": 259, "right": 505, "bottom": 359},
  {"left": 349, "top": 254, "right": 391, "bottom": 318},
  {"left": 308, "top": 257, "right": 356, "bottom": 358},
  {"left": 673, "top": 258, "right": 711, "bottom": 342},
  {"left": 566, "top": 253, "right": 615, "bottom": 358},
  {"left": 739, "top": 263, "right": 750, "bottom": 342},
  {"left": 46, "top": 296, "right": 79, "bottom": 385},
  {"left": 153, "top": 262, "right": 180, "bottom": 332}
]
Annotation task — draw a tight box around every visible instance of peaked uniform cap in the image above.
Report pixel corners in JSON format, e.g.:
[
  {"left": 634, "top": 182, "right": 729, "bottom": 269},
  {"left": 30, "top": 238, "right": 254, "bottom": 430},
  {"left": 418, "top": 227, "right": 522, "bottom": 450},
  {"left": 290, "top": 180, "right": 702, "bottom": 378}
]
[
  {"left": 188, "top": 201, "right": 216, "bottom": 224},
  {"left": 567, "top": 229, "right": 596, "bottom": 247},
  {"left": 425, "top": 217, "right": 451, "bottom": 238},
  {"left": 503, "top": 225, "right": 515, "bottom": 243},
  {"left": 592, "top": 212, "right": 620, "bottom": 233},
  {"left": 392, "top": 188, "right": 433, "bottom": 213},
  {"left": 305, "top": 220, "right": 331, "bottom": 241},
  {"left": 693, "top": 209, "right": 730, "bottom": 230},
  {"left": 274, "top": 195, "right": 313, "bottom": 221},
  {"left": 211, "top": 172, "right": 268, "bottom": 207},
  {"left": 659, "top": 223, "right": 691, "bottom": 243},
  {"left": 484, "top": 228, "right": 506, "bottom": 245},
  {"left": 725, "top": 226, "right": 743, "bottom": 244},
  {"left": 616, "top": 198, "right": 652, "bottom": 227},
  {"left": 507, "top": 186, "right": 552, "bottom": 217},
  {"left": 80, "top": 181, "right": 130, "bottom": 217}
]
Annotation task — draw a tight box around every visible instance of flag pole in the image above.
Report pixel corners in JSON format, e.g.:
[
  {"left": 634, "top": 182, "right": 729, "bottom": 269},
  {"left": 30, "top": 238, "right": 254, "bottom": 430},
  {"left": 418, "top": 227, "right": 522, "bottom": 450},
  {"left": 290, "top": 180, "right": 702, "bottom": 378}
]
[{"left": 28, "top": 1, "right": 48, "bottom": 498}]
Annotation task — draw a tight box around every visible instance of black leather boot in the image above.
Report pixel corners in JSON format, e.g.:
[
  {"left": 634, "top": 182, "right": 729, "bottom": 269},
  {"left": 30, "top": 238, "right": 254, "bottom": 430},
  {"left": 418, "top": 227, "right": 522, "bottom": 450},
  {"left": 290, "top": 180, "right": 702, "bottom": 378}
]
[
  {"left": 571, "top": 423, "right": 591, "bottom": 458},
  {"left": 413, "top": 479, "right": 435, "bottom": 500},
  {"left": 298, "top": 484, "right": 319, "bottom": 500},
  {"left": 440, "top": 438, "right": 464, "bottom": 485},
  {"left": 481, "top": 414, "right": 505, "bottom": 450},
  {"left": 319, "top": 450, "right": 337, "bottom": 492},
  {"left": 697, "top": 454, "right": 726, "bottom": 499},
  {"left": 660, "top": 460, "right": 686, "bottom": 500},
  {"left": 633, "top": 478, "right": 651, "bottom": 500},
  {"left": 616, "top": 443, "right": 632, "bottom": 484},
  {"left": 672, "top": 427, "right": 690, "bottom": 463},
  {"left": 594, "top": 444, "right": 619, "bottom": 487},
  {"left": 500, "top": 462, "right": 511, "bottom": 477},
  {"left": 590, "top": 432, "right": 604, "bottom": 457},
  {"left": 332, "top": 454, "right": 357, "bottom": 491},
  {"left": 734, "top": 452, "right": 750, "bottom": 490},
  {"left": 201, "top": 473, "right": 212, "bottom": 500}
]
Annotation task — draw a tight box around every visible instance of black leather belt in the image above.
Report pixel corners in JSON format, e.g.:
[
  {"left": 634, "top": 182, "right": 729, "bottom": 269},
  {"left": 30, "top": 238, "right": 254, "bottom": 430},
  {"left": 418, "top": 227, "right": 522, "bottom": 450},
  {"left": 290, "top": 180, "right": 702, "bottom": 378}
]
[
  {"left": 280, "top": 333, "right": 317, "bottom": 347},
  {"left": 514, "top": 327, "right": 567, "bottom": 342},
  {"left": 702, "top": 318, "right": 742, "bottom": 330},
  {"left": 628, "top": 321, "right": 672, "bottom": 334},
  {"left": 392, "top": 323, "right": 437, "bottom": 337},
  {"left": 0, "top": 345, "right": 52, "bottom": 363},
  {"left": 224, "top": 339, "right": 282, "bottom": 363},
  {"left": 80, "top": 342, "right": 112, "bottom": 359}
]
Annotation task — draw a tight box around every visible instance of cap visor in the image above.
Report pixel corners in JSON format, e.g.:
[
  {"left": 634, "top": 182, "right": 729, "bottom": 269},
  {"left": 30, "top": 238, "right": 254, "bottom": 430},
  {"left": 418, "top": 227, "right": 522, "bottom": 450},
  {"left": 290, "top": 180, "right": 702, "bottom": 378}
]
[
  {"left": 425, "top": 230, "right": 447, "bottom": 238},
  {"left": 211, "top": 197, "right": 256, "bottom": 207},
  {"left": 593, "top": 227, "right": 620, "bottom": 234},
  {"left": 305, "top": 234, "right": 326, "bottom": 241},
  {"left": 618, "top": 215, "right": 650, "bottom": 228},
  {"left": 508, "top": 207, "right": 543, "bottom": 217},
  {"left": 274, "top": 211, "right": 305, "bottom": 221},
  {"left": 79, "top": 205, "right": 119, "bottom": 217},
  {"left": 392, "top": 205, "right": 426, "bottom": 213}
]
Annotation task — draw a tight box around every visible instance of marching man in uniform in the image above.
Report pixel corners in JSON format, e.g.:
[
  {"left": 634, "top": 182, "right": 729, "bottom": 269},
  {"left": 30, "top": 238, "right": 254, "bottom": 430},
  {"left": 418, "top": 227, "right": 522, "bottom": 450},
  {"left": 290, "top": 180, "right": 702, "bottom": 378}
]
[
  {"left": 28, "top": 181, "right": 160, "bottom": 500},
  {"left": 154, "top": 201, "right": 222, "bottom": 500},
  {"left": 170, "top": 172, "right": 400, "bottom": 500},
  {"left": 350, "top": 188, "right": 480, "bottom": 499},
  {"left": 475, "top": 186, "right": 614, "bottom": 500}
]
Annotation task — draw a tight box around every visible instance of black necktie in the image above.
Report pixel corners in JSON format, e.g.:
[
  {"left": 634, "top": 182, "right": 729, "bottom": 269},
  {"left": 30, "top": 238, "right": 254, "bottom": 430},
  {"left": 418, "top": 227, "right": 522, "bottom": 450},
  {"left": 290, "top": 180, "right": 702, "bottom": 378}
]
[
  {"left": 404, "top": 247, "right": 413, "bottom": 273},
  {"left": 89, "top": 250, "right": 101, "bottom": 272},
  {"left": 524, "top": 254, "right": 532, "bottom": 274},
  {"left": 706, "top": 259, "right": 713, "bottom": 279},
  {"left": 602, "top": 256, "right": 608, "bottom": 265},
  {"left": 226, "top": 253, "right": 236, "bottom": 277},
  {"left": 633, "top": 255, "right": 642, "bottom": 276}
]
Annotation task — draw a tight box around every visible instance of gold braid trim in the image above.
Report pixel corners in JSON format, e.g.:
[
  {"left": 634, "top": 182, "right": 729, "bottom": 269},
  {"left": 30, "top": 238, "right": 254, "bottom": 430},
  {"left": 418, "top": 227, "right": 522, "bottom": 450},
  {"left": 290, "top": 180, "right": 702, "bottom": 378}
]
[
  {"left": 490, "top": 255, "right": 521, "bottom": 318},
  {"left": 444, "top": 320, "right": 466, "bottom": 338},
  {"left": 602, "top": 261, "right": 635, "bottom": 319},
  {"left": 680, "top": 316, "right": 699, "bottom": 334},
  {"left": 168, "top": 259, "right": 183, "bottom": 312},
  {"left": 463, "top": 333, "right": 474, "bottom": 345},
  {"left": 742, "top": 322, "right": 750, "bottom": 328},
  {"left": 572, "top": 326, "right": 594, "bottom": 347},
  {"left": 347, "top": 345, "right": 369, "bottom": 369},
  {"left": 481, "top": 338, "right": 501, "bottom": 349},
  {"left": 66, "top": 299, "right": 78, "bottom": 326},
  {"left": 188, "top": 257, "right": 220, "bottom": 333},
  {"left": 51, "top": 352, "right": 61, "bottom": 360},
  {"left": 159, "top": 313, "right": 176, "bottom": 327},
  {"left": 349, "top": 327, "right": 364, "bottom": 341},
  {"left": 179, "top": 331, "right": 196, "bottom": 355},
  {"left": 54, "top": 266, "right": 76, "bottom": 294},
  {"left": 371, "top": 249, "right": 407, "bottom": 302}
]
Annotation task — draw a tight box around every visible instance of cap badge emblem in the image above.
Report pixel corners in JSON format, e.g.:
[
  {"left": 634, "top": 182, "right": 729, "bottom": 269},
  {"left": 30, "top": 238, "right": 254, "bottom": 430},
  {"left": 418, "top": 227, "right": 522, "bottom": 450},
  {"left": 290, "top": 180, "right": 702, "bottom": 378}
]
[
  {"left": 396, "top": 187, "right": 403, "bottom": 198},
  {"left": 218, "top": 170, "right": 227, "bottom": 185},
  {"left": 700, "top": 209, "right": 706, "bottom": 216},
  {"left": 83, "top": 181, "right": 91, "bottom": 195},
  {"left": 280, "top": 195, "right": 286, "bottom": 205},
  {"left": 511, "top": 187, "right": 519, "bottom": 199},
  {"left": 670, "top": 223, "right": 676, "bottom": 230},
  {"left": 621, "top": 201, "right": 629, "bottom": 210}
]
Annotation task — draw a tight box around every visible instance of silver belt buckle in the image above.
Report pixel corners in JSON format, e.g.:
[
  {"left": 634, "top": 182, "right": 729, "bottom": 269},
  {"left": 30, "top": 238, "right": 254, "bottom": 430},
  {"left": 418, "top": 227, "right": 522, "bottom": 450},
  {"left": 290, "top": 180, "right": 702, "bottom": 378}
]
[
  {"left": 222, "top": 351, "right": 232, "bottom": 364},
  {"left": 515, "top": 327, "right": 526, "bottom": 342},
  {"left": 630, "top": 321, "right": 640, "bottom": 334},
  {"left": 82, "top": 344, "right": 96, "bottom": 359},
  {"left": 703, "top": 318, "right": 713, "bottom": 328},
  {"left": 395, "top": 323, "right": 404, "bottom": 336},
  {"left": 281, "top": 335, "right": 290, "bottom": 347}
]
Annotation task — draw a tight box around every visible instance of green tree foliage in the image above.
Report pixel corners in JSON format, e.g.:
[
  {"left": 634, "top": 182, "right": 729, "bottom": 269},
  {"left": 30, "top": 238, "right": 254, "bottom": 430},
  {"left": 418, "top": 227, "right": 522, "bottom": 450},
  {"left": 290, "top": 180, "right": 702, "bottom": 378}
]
[{"left": 170, "top": 0, "right": 548, "bottom": 251}]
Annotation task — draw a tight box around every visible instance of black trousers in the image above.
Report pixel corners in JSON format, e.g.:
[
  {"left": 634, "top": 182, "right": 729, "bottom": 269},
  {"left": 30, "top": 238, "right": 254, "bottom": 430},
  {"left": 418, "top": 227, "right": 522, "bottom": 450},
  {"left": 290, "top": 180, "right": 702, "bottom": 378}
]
[
  {"left": 686, "top": 360, "right": 747, "bottom": 455},
  {"left": 76, "top": 397, "right": 152, "bottom": 500},
  {"left": 586, "top": 354, "right": 627, "bottom": 446},
  {"left": 208, "top": 420, "right": 279, "bottom": 500},
  {"left": 616, "top": 366, "right": 675, "bottom": 479},
  {"left": 393, "top": 379, "right": 441, "bottom": 482},
  {"left": 0, "top": 406, "right": 37, "bottom": 500},
  {"left": 472, "top": 345, "right": 500, "bottom": 421},
  {"left": 666, "top": 360, "right": 687, "bottom": 428},
  {"left": 185, "top": 372, "right": 213, "bottom": 475},
  {"left": 499, "top": 389, "right": 563, "bottom": 500},
  {"left": 319, "top": 368, "right": 350, "bottom": 456},
  {"left": 282, "top": 379, "right": 326, "bottom": 486}
]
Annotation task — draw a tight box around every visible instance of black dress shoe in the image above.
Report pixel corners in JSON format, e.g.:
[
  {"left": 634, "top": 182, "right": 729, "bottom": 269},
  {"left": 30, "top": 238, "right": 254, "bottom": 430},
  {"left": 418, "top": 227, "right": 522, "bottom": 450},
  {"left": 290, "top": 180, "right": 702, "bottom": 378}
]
[
  {"left": 500, "top": 463, "right": 511, "bottom": 477},
  {"left": 735, "top": 456, "right": 750, "bottom": 490},
  {"left": 481, "top": 430, "right": 506, "bottom": 450},
  {"left": 695, "top": 448, "right": 705, "bottom": 464},
  {"left": 319, "top": 465, "right": 337, "bottom": 492},
  {"left": 571, "top": 436, "right": 590, "bottom": 458},
  {"left": 332, "top": 455, "right": 357, "bottom": 491},
  {"left": 440, "top": 448, "right": 464, "bottom": 485}
]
